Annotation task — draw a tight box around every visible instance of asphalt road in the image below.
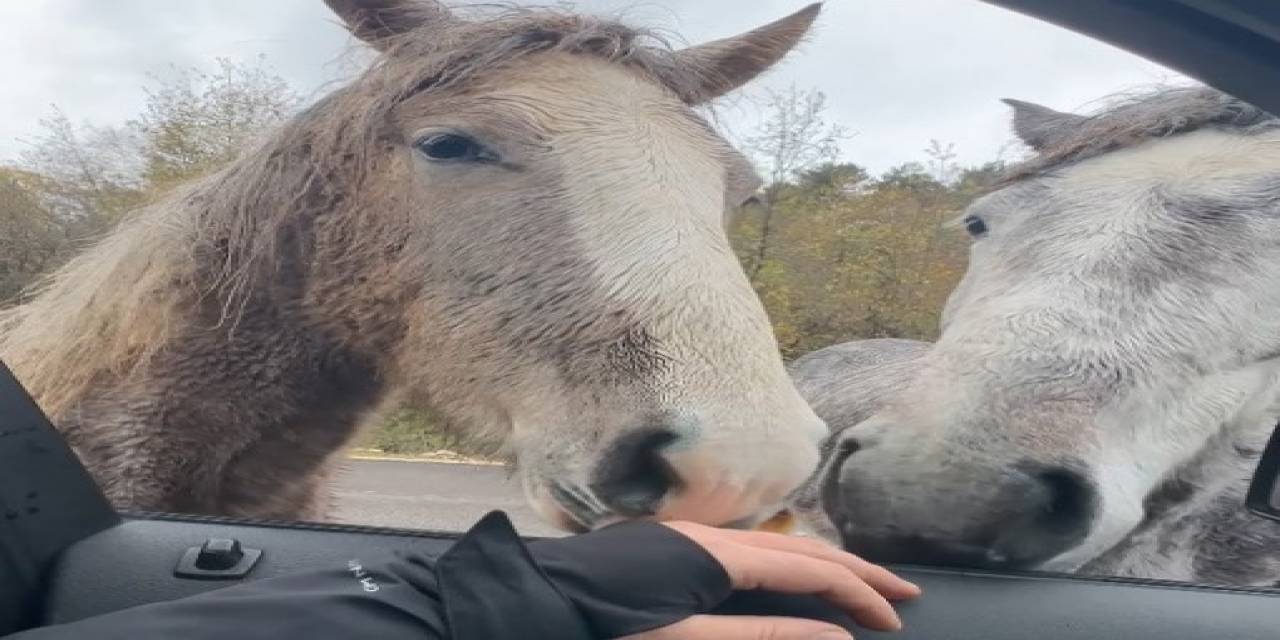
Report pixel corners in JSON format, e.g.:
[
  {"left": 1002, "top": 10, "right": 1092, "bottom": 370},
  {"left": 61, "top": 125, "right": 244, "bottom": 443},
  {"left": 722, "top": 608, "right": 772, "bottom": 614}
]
[{"left": 332, "top": 458, "right": 565, "bottom": 537}]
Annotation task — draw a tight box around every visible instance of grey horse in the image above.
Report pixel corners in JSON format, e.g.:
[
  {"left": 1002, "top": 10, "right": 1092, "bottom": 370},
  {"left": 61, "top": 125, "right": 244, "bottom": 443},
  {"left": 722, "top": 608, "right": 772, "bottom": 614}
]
[{"left": 793, "top": 87, "right": 1280, "bottom": 587}]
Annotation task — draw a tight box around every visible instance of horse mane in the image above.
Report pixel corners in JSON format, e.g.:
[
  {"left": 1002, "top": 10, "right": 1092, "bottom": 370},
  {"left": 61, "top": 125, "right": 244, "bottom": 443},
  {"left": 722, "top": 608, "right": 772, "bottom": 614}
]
[
  {"left": 0, "top": 4, "right": 696, "bottom": 415},
  {"left": 1004, "top": 85, "right": 1280, "bottom": 184}
]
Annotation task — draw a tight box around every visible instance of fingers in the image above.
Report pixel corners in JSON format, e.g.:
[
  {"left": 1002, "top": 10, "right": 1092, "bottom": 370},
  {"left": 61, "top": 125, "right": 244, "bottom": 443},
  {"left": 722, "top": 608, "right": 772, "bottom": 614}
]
[
  {"left": 666, "top": 522, "right": 921, "bottom": 601},
  {"left": 731, "top": 530, "right": 921, "bottom": 600},
  {"left": 661, "top": 521, "right": 918, "bottom": 631},
  {"left": 621, "top": 614, "right": 853, "bottom": 640},
  {"left": 725, "top": 545, "right": 904, "bottom": 631}
]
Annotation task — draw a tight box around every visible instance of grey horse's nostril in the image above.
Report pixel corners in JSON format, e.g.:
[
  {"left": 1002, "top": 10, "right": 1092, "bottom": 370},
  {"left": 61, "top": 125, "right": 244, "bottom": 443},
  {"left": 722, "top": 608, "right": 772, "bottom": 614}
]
[
  {"left": 981, "top": 464, "right": 1098, "bottom": 567},
  {"left": 820, "top": 434, "right": 862, "bottom": 520},
  {"left": 590, "top": 428, "right": 683, "bottom": 517},
  {"left": 1030, "top": 467, "right": 1096, "bottom": 533},
  {"left": 834, "top": 460, "right": 1098, "bottom": 571},
  {"left": 831, "top": 435, "right": 862, "bottom": 469}
]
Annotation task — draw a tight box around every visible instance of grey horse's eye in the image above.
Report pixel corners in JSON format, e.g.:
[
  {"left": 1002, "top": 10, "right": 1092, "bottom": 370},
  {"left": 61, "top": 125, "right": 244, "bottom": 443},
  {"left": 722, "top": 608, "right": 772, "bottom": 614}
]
[
  {"left": 415, "top": 133, "right": 498, "bottom": 163},
  {"left": 963, "top": 215, "right": 989, "bottom": 237}
]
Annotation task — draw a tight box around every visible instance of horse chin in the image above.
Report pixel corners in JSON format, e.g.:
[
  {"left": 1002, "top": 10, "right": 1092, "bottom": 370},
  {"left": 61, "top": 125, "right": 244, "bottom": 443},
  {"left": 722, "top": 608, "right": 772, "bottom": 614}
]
[
  {"left": 526, "top": 480, "right": 642, "bottom": 533},
  {"left": 581, "top": 509, "right": 788, "bottom": 532},
  {"left": 529, "top": 493, "right": 592, "bottom": 533},
  {"left": 530, "top": 480, "right": 791, "bottom": 533},
  {"left": 1036, "top": 555, "right": 1091, "bottom": 574},
  {"left": 1036, "top": 540, "right": 1108, "bottom": 574}
]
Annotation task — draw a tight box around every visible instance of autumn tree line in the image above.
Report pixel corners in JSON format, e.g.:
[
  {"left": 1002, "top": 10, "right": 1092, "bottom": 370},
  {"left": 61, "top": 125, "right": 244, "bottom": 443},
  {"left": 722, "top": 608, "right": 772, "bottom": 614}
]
[
  {"left": 0, "top": 59, "right": 1006, "bottom": 453},
  {"left": 0, "top": 58, "right": 297, "bottom": 304}
]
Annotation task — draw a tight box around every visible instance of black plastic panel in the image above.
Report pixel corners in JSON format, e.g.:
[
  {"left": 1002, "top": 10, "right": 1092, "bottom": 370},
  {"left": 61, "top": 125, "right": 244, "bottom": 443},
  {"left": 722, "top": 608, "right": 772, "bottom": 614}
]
[
  {"left": 1247, "top": 420, "right": 1280, "bottom": 521},
  {"left": 982, "top": 1, "right": 1280, "bottom": 117},
  {"left": 0, "top": 361, "right": 120, "bottom": 634},
  {"left": 41, "top": 516, "right": 460, "bottom": 626},
  {"left": 868, "top": 567, "right": 1280, "bottom": 639},
  {"left": 40, "top": 514, "right": 1280, "bottom": 638}
]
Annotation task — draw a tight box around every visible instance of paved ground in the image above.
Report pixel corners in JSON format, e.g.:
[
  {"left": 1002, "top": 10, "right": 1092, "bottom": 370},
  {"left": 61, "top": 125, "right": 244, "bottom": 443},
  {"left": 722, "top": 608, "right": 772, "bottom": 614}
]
[{"left": 332, "top": 458, "right": 565, "bottom": 537}]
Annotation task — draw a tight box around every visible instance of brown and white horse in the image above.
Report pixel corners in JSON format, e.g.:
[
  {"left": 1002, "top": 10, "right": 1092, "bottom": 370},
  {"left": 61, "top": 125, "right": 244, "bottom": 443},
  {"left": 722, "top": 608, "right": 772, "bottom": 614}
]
[{"left": 0, "top": 0, "right": 827, "bottom": 532}]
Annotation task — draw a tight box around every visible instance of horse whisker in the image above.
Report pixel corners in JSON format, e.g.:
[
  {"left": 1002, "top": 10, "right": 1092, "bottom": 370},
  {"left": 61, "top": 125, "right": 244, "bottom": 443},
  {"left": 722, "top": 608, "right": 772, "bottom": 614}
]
[{"left": 551, "top": 482, "right": 607, "bottom": 529}]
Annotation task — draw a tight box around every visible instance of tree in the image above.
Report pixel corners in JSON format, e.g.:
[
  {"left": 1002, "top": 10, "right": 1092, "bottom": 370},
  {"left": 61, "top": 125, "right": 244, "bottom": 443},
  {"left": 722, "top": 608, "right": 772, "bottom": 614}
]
[
  {"left": 132, "top": 56, "right": 299, "bottom": 190},
  {"left": 4, "top": 56, "right": 301, "bottom": 307},
  {"left": 17, "top": 56, "right": 300, "bottom": 241},
  {"left": 924, "top": 139, "right": 959, "bottom": 184},
  {"left": 19, "top": 109, "right": 145, "bottom": 235},
  {"left": 0, "top": 167, "right": 63, "bottom": 303},
  {"left": 954, "top": 160, "right": 1007, "bottom": 196},
  {"left": 740, "top": 85, "right": 849, "bottom": 284},
  {"left": 797, "top": 161, "right": 869, "bottom": 194},
  {"left": 877, "top": 162, "right": 942, "bottom": 192},
  {"left": 727, "top": 140, "right": 987, "bottom": 358}
]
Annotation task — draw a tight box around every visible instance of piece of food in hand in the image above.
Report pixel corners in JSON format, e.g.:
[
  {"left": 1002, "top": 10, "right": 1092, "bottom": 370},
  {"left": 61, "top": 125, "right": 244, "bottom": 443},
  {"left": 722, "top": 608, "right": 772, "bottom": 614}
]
[{"left": 755, "top": 510, "right": 795, "bottom": 534}]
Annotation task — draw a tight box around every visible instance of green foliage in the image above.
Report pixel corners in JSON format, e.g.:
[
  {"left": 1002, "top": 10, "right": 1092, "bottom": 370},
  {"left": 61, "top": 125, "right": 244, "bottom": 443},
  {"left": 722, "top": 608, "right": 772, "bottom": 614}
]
[
  {"left": 741, "top": 85, "right": 849, "bottom": 285},
  {"left": 18, "top": 109, "right": 147, "bottom": 235},
  {"left": 355, "top": 408, "right": 495, "bottom": 458},
  {"left": 133, "top": 57, "right": 299, "bottom": 189},
  {"left": 728, "top": 89, "right": 999, "bottom": 359},
  {"left": 796, "top": 162, "right": 870, "bottom": 192},
  {"left": 0, "top": 168, "right": 62, "bottom": 304},
  {"left": 6, "top": 56, "right": 299, "bottom": 289},
  {"left": 731, "top": 172, "right": 976, "bottom": 358}
]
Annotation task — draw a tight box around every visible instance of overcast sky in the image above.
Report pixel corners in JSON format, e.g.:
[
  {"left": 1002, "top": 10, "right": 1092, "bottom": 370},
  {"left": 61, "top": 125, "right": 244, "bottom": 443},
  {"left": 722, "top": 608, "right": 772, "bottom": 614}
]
[{"left": 0, "top": 0, "right": 1189, "bottom": 175}]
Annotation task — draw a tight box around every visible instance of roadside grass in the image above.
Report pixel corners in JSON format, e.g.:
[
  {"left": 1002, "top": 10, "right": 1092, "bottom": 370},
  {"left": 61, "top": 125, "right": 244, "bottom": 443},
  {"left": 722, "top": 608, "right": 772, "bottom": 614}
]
[{"left": 354, "top": 407, "right": 499, "bottom": 461}]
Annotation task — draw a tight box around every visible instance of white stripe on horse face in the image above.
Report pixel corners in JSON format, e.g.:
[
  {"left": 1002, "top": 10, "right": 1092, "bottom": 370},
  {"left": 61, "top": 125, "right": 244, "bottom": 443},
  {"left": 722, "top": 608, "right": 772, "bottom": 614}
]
[
  {"left": 422, "top": 56, "right": 824, "bottom": 530},
  {"left": 560, "top": 66, "right": 824, "bottom": 522}
]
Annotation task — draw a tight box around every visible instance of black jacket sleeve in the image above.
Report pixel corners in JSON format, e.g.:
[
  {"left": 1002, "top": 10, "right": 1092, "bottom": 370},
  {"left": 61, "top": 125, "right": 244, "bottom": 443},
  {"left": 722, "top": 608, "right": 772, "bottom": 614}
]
[{"left": 6, "top": 511, "right": 733, "bottom": 640}]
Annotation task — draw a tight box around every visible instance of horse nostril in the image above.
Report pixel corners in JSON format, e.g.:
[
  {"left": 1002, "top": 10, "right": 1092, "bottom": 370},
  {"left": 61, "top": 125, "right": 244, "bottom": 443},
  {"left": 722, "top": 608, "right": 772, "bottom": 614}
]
[
  {"left": 835, "top": 462, "right": 1098, "bottom": 571},
  {"left": 819, "top": 434, "right": 863, "bottom": 527},
  {"left": 1029, "top": 467, "right": 1096, "bottom": 534},
  {"left": 830, "top": 435, "right": 862, "bottom": 469},
  {"left": 991, "top": 464, "right": 1098, "bottom": 566},
  {"left": 590, "top": 428, "right": 683, "bottom": 517}
]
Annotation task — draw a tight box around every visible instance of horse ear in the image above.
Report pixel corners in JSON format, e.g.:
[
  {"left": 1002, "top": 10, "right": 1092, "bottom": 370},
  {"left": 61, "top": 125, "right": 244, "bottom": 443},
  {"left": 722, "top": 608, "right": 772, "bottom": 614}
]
[
  {"left": 324, "top": 0, "right": 452, "bottom": 49},
  {"left": 1002, "top": 98, "right": 1088, "bottom": 151},
  {"left": 673, "top": 3, "right": 822, "bottom": 104}
]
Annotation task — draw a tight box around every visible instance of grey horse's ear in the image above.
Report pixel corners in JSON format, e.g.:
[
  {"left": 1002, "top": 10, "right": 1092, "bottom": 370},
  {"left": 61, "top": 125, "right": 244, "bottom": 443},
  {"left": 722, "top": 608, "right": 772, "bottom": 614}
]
[
  {"left": 324, "top": 0, "right": 452, "bottom": 49},
  {"left": 1002, "top": 98, "right": 1088, "bottom": 151},
  {"left": 673, "top": 4, "right": 822, "bottom": 104}
]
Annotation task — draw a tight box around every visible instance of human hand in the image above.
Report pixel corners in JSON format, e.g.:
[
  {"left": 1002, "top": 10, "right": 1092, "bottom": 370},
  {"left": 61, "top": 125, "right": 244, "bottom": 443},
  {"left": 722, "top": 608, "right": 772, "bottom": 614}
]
[{"left": 620, "top": 523, "right": 921, "bottom": 640}]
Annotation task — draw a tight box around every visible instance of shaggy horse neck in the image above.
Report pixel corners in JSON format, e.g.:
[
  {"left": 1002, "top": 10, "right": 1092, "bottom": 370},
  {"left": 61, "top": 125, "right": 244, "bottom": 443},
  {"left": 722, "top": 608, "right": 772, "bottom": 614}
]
[{"left": 0, "top": 102, "right": 394, "bottom": 518}]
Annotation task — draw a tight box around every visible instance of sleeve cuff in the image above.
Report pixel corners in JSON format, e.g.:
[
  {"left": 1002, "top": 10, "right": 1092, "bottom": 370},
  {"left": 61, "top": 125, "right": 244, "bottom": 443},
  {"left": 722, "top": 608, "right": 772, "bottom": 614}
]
[
  {"left": 436, "top": 511, "right": 593, "bottom": 640},
  {"left": 528, "top": 520, "right": 732, "bottom": 638}
]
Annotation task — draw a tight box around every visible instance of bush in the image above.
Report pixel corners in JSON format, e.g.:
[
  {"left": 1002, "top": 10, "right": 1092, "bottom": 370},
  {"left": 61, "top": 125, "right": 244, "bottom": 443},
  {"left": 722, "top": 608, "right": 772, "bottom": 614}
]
[{"left": 356, "top": 407, "right": 496, "bottom": 459}]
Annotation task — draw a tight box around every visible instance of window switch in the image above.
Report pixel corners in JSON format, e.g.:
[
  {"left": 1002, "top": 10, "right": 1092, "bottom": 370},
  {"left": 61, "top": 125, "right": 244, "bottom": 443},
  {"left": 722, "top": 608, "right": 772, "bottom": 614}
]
[{"left": 175, "top": 537, "right": 262, "bottom": 580}]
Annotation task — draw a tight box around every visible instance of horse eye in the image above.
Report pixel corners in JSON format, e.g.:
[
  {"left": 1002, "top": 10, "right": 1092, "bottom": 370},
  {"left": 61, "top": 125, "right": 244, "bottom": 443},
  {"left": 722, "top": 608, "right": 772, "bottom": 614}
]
[
  {"left": 963, "top": 215, "right": 989, "bottom": 237},
  {"left": 415, "top": 133, "right": 496, "bottom": 163}
]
